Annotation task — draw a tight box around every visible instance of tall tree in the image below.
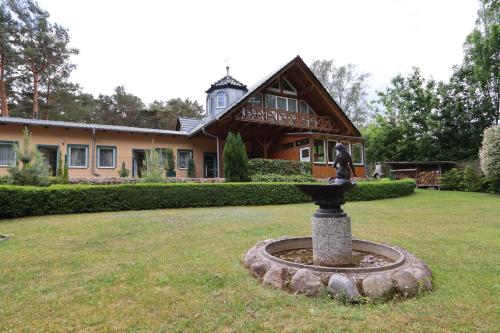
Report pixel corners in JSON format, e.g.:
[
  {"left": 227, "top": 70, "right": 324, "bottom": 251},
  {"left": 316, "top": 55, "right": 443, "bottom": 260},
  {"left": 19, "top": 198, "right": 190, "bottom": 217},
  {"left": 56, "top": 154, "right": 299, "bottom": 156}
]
[
  {"left": 10, "top": 0, "right": 78, "bottom": 119},
  {"left": 311, "top": 59, "right": 371, "bottom": 127},
  {"left": 0, "top": 1, "right": 19, "bottom": 116}
]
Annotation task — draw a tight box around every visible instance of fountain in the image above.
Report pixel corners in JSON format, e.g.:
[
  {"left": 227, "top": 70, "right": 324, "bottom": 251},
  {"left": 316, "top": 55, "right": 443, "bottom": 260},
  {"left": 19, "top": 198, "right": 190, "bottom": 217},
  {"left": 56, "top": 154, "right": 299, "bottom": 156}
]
[{"left": 243, "top": 143, "right": 432, "bottom": 302}]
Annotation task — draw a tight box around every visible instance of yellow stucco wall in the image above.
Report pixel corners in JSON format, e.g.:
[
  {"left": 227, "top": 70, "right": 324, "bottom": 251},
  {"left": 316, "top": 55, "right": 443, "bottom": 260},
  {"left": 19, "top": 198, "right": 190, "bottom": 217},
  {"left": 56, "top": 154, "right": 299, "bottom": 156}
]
[{"left": 0, "top": 124, "right": 217, "bottom": 178}]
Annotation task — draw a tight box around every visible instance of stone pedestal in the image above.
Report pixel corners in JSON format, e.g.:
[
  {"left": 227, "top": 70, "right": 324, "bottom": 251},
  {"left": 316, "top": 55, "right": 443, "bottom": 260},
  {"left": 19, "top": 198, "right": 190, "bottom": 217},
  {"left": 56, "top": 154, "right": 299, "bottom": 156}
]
[{"left": 312, "top": 216, "right": 352, "bottom": 266}]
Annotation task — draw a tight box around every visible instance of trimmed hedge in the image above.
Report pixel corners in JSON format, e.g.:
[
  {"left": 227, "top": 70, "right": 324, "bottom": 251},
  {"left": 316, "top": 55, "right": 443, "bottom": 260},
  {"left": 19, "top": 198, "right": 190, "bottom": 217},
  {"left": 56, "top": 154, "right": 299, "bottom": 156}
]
[
  {"left": 248, "top": 158, "right": 312, "bottom": 176},
  {"left": 251, "top": 174, "right": 316, "bottom": 183},
  {"left": 0, "top": 179, "right": 415, "bottom": 219}
]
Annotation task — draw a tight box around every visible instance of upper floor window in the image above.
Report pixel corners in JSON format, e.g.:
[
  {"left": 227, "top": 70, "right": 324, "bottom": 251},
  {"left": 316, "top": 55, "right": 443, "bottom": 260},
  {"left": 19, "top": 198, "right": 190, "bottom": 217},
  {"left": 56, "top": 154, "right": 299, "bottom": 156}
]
[
  {"left": 282, "top": 77, "right": 297, "bottom": 95},
  {"left": 250, "top": 93, "right": 263, "bottom": 107},
  {"left": 268, "top": 79, "right": 280, "bottom": 92},
  {"left": 216, "top": 93, "right": 226, "bottom": 109},
  {"left": 206, "top": 97, "right": 211, "bottom": 114},
  {"left": 265, "top": 94, "right": 298, "bottom": 112},
  {"left": 299, "top": 100, "right": 315, "bottom": 114},
  {"left": 0, "top": 141, "right": 16, "bottom": 167}
]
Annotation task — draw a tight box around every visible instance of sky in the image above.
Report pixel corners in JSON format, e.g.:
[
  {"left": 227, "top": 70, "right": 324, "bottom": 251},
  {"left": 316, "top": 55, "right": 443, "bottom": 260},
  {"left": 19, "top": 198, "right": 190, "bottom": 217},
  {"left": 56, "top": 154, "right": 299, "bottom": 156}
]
[{"left": 38, "top": 0, "right": 480, "bottom": 106}]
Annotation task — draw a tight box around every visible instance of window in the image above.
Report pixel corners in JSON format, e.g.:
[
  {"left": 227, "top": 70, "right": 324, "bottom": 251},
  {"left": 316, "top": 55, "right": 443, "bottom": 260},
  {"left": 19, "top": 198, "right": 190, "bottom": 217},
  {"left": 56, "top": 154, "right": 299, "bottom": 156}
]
[
  {"left": 327, "top": 140, "right": 337, "bottom": 164},
  {"left": 282, "top": 77, "right": 297, "bottom": 95},
  {"left": 265, "top": 94, "right": 276, "bottom": 109},
  {"left": 250, "top": 93, "right": 263, "bottom": 107},
  {"left": 340, "top": 141, "right": 351, "bottom": 154},
  {"left": 276, "top": 96, "right": 287, "bottom": 110},
  {"left": 97, "top": 146, "right": 116, "bottom": 168},
  {"left": 216, "top": 93, "right": 226, "bottom": 109},
  {"left": 352, "top": 143, "right": 364, "bottom": 165},
  {"left": 268, "top": 79, "right": 280, "bottom": 92},
  {"left": 281, "top": 142, "right": 294, "bottom": 150},
  {"left": 0, "top": 141, "right": 16, "bottom": 167},
  {"left": 177, "top": 149, "right": 193, "bottom": 170},
  {"left": 299, "top": 100, "right": 315, "bottom": 114},
  {"left": 265, "top": 94, "right": 299, "bottom": 112},
  {"left": 206, "top": 97, "right": 211, "bottom": 114},
  {"left": 68, "top": 145, "right": 88, "bottom": 168},
  {"left": 300, "top": 147, "right": 310, "bottom": 162},
  {"left": 313, "top": 139, "right": 326, "bottom": 163}
]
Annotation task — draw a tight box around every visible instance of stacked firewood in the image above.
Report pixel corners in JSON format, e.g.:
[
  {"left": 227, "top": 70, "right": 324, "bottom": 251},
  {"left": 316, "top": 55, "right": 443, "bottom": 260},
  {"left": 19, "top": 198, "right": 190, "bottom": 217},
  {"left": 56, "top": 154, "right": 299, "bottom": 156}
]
[{"left": 417, "top": 171, "right": 439, "bottom": 185}]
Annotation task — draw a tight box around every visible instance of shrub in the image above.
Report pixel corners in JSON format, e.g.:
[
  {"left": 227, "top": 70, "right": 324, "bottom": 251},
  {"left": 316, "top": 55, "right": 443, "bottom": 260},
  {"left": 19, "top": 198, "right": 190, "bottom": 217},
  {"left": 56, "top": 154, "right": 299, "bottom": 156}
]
[
  {"left": 248, "top": 158, "right": 312, "bottom": 176},
  {"left": 223, "top": 132, "right": 249, "bottom": 182},
  {"left": 141, "top": 141, "right": 165, "bottom": 183},
  {"left": 0, "top": 179, "right": 415, "bottom": 219},
  {"left": 480, "top": 125, "right": 500, "bottom": 179},
  {"left": 251, "top": 173, "right": 316, "bottom": 183},
  {"left": 166, "top": 148, "right": 175, "bottom": 176},
  {"left": 8, "top": 127, "right": 50, "bottom": 186},
  {"left": 441, "top": 167, "right": 499, "bottom": 194},
  {"left": 118, "top": 161, "right": 130, "bottom": 178},
  {"left": 440, "top": 168, "right": 464, "bottom": 191},
  {"left": 187, "top": 158, "right": 195, "bottom": 178}
]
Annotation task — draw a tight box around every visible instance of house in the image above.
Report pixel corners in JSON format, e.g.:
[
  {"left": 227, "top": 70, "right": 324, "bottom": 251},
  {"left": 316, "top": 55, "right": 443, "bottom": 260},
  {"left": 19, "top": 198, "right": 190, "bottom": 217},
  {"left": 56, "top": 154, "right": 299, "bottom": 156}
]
[{"left": 0, "top": 56, "right": 366, "bottom": 179}]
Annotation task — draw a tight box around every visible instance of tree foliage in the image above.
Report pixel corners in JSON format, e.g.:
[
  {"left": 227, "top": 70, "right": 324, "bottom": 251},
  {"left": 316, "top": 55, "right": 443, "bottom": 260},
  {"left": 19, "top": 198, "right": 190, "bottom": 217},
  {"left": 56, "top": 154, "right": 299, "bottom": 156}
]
[
  {"left": 311, "top": 59, "right": 371, "bottom": 127},
  {"left": 480, "top": 125, "right": 500, "bottom": 178},
  {"left": 223, "top": 132, "right": 249, "bottom": 182}
]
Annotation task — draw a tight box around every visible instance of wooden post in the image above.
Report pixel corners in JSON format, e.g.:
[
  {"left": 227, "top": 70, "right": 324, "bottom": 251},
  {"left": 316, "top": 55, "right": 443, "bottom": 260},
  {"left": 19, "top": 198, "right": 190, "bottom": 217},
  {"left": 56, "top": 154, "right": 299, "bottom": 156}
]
[{"left": 257, "top": 138, "right": 272, "bottom": 159}]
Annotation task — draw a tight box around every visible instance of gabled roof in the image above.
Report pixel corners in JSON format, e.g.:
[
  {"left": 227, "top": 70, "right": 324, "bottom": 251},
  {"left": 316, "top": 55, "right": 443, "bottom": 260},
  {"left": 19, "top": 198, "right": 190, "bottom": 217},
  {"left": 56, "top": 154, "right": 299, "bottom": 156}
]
[
  {"left": 176, "top": 117, "right": 202, "bottom": 132},
  {"left": 0, "top": 117, "right": 188, "bottom": 136},
  {"left": 190, "top": 55, "right": 362, "bottom": 137},
  {"left": 205, "top": 67, "right": 247, "bottom": 94}
]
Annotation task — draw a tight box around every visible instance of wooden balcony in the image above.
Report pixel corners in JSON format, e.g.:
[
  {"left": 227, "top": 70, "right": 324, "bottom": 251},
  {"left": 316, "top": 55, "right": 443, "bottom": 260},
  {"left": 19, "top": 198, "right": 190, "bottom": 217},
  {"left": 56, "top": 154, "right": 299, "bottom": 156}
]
[{"left": 235, "top": 105, "right": 337, "bottom": 132}]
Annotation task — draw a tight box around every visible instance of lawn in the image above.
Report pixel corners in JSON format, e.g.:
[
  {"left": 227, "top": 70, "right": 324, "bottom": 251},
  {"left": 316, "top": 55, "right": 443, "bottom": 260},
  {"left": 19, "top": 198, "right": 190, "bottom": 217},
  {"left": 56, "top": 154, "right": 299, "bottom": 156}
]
[{"left": 0, "top": 190, "right": 499, "bottom": 332}]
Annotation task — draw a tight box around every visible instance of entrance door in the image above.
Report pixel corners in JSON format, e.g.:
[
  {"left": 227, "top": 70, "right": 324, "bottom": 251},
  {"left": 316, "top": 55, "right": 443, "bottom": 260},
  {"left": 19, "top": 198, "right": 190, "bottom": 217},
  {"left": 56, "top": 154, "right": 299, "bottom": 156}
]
[
  {"left": 38, "top": 145, "right": 58, "bottom": 176},
  {"left": 132, "top": 149, "right": 146, "bottom": 177},
  {"left": 203, "top": 153, "right": 217, "bottom": 178}
]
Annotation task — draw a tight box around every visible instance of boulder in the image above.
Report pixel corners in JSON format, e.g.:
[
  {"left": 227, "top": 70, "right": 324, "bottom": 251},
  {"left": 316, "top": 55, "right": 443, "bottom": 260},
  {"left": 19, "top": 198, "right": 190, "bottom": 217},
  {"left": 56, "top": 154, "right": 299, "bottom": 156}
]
[
  {"left": 410, "top": 267, "right": 433, "bottom": 291},
  {"left": 327, "top": 274, "right": 360, "bottom": 302},
  {"left": 393, "top": 270, "right": 419, "bottom": 298},
  {"left": 362, "top": 275, "right": 395, "bottom": 300},
  {"left": 262, "top": 265, "right": 284, "bottom": 290},
  {"left": 291, "top": 269, "right": 323, "bottom": 297},
  {"left": 243, "top": 239, "right": 272, "bottom": 268},
  {"left": 250, "top": 261, "right": 268, "bottom": 279}
]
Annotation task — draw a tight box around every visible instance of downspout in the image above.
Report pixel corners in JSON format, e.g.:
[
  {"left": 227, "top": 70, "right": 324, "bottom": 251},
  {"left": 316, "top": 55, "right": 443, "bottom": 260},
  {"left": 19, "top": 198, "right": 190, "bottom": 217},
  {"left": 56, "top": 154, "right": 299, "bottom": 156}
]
[
  {"left": 202, "top": 127, "right": 220, "bottom": 178},
  {"left": 91, "top": 127, "right": 99, "bottom": 177}
]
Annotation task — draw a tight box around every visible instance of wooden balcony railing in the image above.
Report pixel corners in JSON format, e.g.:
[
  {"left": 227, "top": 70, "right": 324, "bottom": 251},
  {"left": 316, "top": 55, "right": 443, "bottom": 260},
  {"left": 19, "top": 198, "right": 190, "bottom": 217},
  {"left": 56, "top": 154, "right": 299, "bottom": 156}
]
[{"left": 235, "top": 105, "right": 337, "bottom": 132}]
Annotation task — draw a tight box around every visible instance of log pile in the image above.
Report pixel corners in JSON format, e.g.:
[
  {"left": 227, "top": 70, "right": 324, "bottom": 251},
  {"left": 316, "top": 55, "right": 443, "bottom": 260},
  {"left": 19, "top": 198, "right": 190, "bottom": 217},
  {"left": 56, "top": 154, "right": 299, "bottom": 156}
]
[{"left": 417, "top": 171, "right": 439, "bottom": 185}]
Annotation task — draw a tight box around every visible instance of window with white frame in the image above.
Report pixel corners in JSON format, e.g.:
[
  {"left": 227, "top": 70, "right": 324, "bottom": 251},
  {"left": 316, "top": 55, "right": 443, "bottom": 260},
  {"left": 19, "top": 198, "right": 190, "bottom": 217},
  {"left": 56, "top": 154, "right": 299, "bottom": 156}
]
[
  {"left": 177, "top": 149, "right": 193, "bottom": 169},
  {"left": 299, "top": 147, "right": 310, "bottom": 162},
  {"left": 327, "top": 140, "right": 337, "bottom": 164},
  {"left": 68, "top": 145, "right": 88, "bottom": 168},
  {"left": 97, "top": 146, "right": 116, "bottom": 168},
  {"left": 265, "top": 94, "right": 299, "bottom": 112},
  {"left": 340, "top": 141, "right": 351, "bottom": 154},
  {"left": 313, "top": 139, "right": 326, "bottom": 163},
  {"left": 216, "top": 93, "right": 226, "bottom": 109},
  {"left": 352, "top": 143, "right": 364, "bottom": 165},
  {"left": 299, "top": 100, "right": 315, "bottom": 114},
  {"left": 0, "top": 141, "right": 16, "bottom": 166}
]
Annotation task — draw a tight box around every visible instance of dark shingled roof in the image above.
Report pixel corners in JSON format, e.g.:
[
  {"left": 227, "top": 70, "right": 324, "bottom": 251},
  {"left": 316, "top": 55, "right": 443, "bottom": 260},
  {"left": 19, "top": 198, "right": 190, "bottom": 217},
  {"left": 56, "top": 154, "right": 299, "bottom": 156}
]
[
  {"left": 205, "top": 69, "right": 247, "bottom": 94},
  {"left": 177, "top": 117, "right": 202, "bottom": 132}
]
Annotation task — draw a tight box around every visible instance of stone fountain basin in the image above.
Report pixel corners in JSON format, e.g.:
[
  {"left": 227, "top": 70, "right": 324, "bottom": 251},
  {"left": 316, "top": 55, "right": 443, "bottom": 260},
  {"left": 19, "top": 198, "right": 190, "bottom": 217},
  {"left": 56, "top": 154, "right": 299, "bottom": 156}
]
[
  {"left": 263, "top": 237, "right": 405, "bottom": 273},
  {"left": 296, "top": 183, "right": 356, "bottom": 202}
]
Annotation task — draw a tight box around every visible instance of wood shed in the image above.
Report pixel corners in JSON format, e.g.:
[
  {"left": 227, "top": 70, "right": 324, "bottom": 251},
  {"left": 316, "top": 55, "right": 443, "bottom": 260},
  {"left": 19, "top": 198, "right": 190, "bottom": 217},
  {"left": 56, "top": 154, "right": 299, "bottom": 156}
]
[{"left": 385, "top": 161, "right": 456, "bottom": 189}]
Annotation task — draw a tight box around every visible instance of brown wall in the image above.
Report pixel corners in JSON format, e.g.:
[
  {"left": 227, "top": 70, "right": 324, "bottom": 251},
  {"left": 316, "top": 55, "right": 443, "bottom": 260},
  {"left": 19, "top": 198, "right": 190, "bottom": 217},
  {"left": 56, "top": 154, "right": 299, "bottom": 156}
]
[
  {"left": 269, "top": 135, "right": 366, "bottom": 178},
  {"left": 0, "top": 124, "right": 217, "bottom": 178}
]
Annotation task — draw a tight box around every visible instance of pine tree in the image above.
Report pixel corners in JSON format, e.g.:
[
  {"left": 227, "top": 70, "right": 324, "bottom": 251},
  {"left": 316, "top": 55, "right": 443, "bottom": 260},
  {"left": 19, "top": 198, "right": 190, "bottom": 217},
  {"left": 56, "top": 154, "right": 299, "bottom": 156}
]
[{"left": 223, "top": 132, "right": 249, "bottom": 182}]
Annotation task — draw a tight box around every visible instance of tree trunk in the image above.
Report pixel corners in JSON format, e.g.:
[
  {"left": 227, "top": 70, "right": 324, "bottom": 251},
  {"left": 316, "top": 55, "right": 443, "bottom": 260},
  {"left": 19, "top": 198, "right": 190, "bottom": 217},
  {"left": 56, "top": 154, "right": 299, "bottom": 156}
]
[
  {"left": 0, "top": 59, "right": 9, "bottom": 117},
  {"left": 32, "top": 72, "right": 39, "bottom": 119}
]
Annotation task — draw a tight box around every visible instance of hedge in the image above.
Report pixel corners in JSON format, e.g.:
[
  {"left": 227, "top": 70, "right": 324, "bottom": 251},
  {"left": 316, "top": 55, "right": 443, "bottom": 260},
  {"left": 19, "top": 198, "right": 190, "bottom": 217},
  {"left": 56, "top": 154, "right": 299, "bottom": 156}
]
[
  {"left": 0, "top": 179, "right": 415, "bottom": 219},
  {"left": 251, "top": 173, "right": 316, "bottom": 183},
  {"left": 248, "top": 158, "right": 312, "bottom": 176}
]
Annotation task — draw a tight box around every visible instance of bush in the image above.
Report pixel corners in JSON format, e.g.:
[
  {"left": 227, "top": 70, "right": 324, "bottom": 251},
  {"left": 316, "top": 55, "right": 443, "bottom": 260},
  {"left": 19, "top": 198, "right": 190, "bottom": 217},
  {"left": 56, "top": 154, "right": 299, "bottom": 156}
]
[
  {"left": 441, "top": 167, "right": 499, "bottom": 194},
  {"left": 248, "top": 158, "right": 312, "bottom": 176},
  {"left": 166, "top": 148, "right": 175, "bottom": 176},
  {"left": 187, "top": 158, "right": 195, "bottom": 178},
  {"left": 223, "top": 132, "right": 249, "bottom": 182},
  {"left": 118, "top": 161, "right": 130, "bottom": 178},
  {"left": 141, "top": 141, "right": 165, "bottom": 183},
  {"left": 251, "top": 173, "right": 316, "bottom": 183},
  {"left": 0, "top": 179, "right": 415, "bottom": 219},
  {"left": 480, "top": 125, "right": 500, "bottom": 179}
]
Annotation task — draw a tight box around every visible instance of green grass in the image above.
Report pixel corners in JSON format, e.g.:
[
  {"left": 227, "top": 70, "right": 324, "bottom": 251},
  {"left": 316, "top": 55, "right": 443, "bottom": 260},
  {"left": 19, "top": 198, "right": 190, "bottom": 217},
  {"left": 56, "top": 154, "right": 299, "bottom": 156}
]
[{"left": 0, "top": 190, "right": 499, "bottom": 332}]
